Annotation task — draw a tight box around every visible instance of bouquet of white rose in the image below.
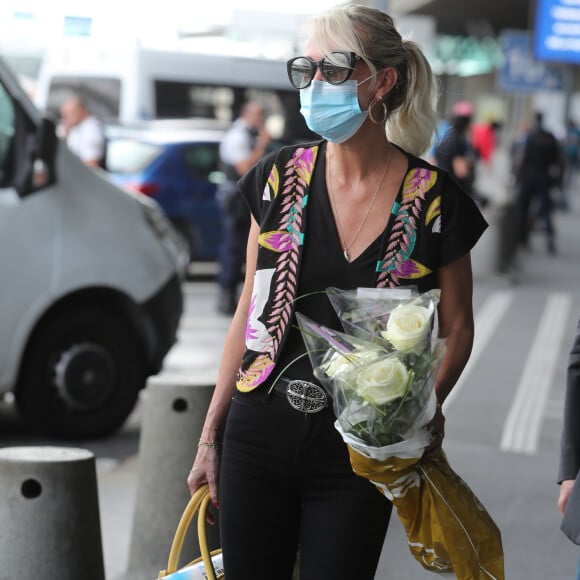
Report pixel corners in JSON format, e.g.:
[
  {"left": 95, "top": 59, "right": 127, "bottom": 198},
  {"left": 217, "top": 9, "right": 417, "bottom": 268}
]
[
  {"left": 296, "top": 288, "right": 444, "bottom": 448},
  {"left": 295, "top": 287, "right": 505, "bottom": 580},
  {"left": 326, "top": 286, "right": 439, "bottom": 351}
]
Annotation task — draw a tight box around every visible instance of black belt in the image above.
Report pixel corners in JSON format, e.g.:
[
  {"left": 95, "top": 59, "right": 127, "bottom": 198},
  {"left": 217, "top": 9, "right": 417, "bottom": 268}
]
[{"left": 270, "top": 377, "right": 328, "bottom": 414}]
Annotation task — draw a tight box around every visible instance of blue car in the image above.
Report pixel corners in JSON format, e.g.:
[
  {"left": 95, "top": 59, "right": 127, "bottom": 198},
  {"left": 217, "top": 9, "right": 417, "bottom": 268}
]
[{"left": 105, "top": 120, "right": 227, "bottom": 261}]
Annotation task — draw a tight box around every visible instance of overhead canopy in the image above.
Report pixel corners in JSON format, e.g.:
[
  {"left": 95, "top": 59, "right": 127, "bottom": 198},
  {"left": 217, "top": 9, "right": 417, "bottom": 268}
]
[{"left": 397, "top": 0, "right": 533, "bottom": 36}]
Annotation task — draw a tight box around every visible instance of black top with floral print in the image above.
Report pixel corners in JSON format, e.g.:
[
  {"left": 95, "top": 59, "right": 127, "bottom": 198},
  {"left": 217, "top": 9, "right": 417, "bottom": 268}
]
[{"left": 236, "top": 141, "right": 488, "bottom": 393}]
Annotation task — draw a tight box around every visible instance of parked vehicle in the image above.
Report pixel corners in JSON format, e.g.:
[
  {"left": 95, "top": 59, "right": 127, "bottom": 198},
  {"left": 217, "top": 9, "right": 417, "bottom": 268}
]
[
  {"left": 104, "top": 120, "right": 227, "bottom": 261},
  {"left": 0, "top": 57, "right": 188, "bottom": 438},
  {"left": 34, "top": 45, "right": 314, "bottom": 143}
]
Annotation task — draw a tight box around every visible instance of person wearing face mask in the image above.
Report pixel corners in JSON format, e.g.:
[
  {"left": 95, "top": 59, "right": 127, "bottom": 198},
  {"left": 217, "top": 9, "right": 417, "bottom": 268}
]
[{"left": 187, "top": 4, "right": 488, "bottom": 579}]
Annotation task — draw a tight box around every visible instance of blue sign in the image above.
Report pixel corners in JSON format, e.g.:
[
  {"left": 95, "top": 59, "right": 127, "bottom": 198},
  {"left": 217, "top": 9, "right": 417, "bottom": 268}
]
[
  {"left": 498, "top": 30, "right": 569, "bottom": 93},
  {"left": 535, "top": 0, "right": 580, "bottom": 64},
  {"left": 63, "top": 16, "right": 92, "bottom": 37}
]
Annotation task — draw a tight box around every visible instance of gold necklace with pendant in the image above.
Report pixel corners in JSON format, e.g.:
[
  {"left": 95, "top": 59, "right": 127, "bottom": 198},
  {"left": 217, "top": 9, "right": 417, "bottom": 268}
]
[{"left": 326, "top": 148, "right": 392, "bottom": 262}]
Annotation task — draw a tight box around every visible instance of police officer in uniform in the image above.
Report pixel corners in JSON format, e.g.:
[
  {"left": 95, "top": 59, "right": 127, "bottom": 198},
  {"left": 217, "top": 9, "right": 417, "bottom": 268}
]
[{"left": 216, "top": 102, "right": 271, "bottom": 314}]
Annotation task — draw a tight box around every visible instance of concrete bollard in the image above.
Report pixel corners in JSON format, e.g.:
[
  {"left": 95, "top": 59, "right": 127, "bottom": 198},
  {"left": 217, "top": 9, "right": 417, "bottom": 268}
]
[
  {"left": 123, "top": 376, "right": 219, "bottom": 580},
  {"left": 0, "top": 446, "right": 104, "bottom": 580}
]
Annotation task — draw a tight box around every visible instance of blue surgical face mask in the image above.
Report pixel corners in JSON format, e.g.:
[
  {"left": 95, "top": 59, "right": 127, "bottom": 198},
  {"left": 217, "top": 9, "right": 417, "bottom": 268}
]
[{"left": 300, "top": 77, "right": 372, "bottom": 143}]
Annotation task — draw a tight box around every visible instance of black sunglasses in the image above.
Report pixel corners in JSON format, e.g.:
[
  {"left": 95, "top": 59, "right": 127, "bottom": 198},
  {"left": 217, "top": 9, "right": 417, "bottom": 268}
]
[{"left": 286, "top": 50, "right": 384, "bottom": 90}]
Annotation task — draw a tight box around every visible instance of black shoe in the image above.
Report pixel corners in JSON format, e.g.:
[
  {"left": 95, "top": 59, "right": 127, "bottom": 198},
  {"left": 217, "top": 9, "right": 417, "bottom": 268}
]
[{"left": 547, "top": 238, "right": 557, "bottom": 255}]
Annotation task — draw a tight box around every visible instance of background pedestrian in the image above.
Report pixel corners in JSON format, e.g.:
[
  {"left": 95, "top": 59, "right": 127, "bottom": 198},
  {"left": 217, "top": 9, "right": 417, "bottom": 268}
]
[
  {"left": 216, "top": 101, "right": 271, "bottom": 315},
  {"left": 433, "top": 100, "right": 488, "bottom": 207},
  {"left": 512, "top": 111, "right": 562, "bottom": 254},
  {"left": 59, "top": 94, "right": 105, "bottom": 168},
  {"left": 472, "top": 119, "right": 501, "bottom": 166}
]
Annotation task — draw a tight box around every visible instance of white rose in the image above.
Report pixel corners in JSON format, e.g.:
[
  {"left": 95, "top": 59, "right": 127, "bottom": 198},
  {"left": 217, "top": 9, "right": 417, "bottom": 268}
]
[
  {"left": 355, "top": 357, "right": 409, "bottom": 405},
  {"left": 323, "top": 349, "right": 380, "bottom": 378},
  {"left": 380, "top": 303, "right": 431, "bottom": 352}
]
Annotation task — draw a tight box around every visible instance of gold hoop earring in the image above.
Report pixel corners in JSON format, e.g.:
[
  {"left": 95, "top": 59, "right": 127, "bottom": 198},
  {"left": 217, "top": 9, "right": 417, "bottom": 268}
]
[{"left": 368, "top": 99, "right": 388, "bottom": 124}]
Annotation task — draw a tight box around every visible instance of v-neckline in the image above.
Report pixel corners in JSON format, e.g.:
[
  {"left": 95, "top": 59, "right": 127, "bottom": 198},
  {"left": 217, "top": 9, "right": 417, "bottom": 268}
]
[{"left": 321, "top": 142, "right": 407, "bottom": 265}]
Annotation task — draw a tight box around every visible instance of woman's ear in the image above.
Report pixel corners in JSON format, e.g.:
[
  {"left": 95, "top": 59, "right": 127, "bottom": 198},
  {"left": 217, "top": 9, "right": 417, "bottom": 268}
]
[{"left": 376, "top": 67, "right": 398, "bottom": 100}]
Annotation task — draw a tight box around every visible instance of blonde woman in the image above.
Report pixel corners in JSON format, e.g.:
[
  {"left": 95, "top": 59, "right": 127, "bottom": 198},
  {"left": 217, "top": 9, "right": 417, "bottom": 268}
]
[{"left": 188, "top": 4, "right": 488, "bottom": 579}]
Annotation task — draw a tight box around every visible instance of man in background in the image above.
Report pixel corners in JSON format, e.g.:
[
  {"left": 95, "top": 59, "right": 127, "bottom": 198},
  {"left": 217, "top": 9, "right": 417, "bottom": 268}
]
[
  {"left": 216, "top": 101, "right": 271, "bottom": 315},
  {"left": 513, "top": 111, "right": 562, "bottom": 254},
  {"left": 59, "top": 95, "right": 105, "bottom": 168},
  {"left": 433, "top": 101, "right": 484, "bottom": 205}
]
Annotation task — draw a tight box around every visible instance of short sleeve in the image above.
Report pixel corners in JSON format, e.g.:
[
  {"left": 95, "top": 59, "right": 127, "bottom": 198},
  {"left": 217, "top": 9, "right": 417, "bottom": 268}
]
[
  {"left": 69, "top": 117, "right": 104, "bottom": 162},
  {"left": 220, "top": 127, "right": 252, "bottom": 166},
  {"left": 439, "top": 174, "right": 488, "bottom": 266}
]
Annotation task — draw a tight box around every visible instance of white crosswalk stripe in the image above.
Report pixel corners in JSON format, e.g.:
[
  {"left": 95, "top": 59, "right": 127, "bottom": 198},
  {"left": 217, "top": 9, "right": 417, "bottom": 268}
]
[
  {"left": 444, "top": 289, "right": 515, "bottom": 409},
  {"left": 500, "top": 291, "right": 572, "bottom": 454},
  {"left": 443, "top": 288, "right": 573, "bottom": 455}
]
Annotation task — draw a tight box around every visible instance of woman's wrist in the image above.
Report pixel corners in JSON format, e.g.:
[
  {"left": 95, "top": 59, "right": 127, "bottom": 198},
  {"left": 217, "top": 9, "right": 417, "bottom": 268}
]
[
  {"left": 198, "top": 439, "right": 222, "bottom": 450},
  {"left": 199, "top": 425, "right": 222, "bottom": 446}
]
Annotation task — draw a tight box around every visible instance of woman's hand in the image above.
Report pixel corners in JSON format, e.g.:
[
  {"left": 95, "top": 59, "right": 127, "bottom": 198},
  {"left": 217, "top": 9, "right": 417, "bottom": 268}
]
[
  {"left": 558, "top": 479, "right": 575, "bottom": 515},
  {"left": 426, "top": 403, "right": 445, "bottom": 454},
  {"left": 187, "top": 445, "right": 221, "bottom": 524}
]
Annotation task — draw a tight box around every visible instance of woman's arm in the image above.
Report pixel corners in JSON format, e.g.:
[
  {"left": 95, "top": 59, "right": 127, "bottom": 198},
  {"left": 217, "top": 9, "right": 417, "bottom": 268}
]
[
  {"left": 187, "top": 218, "right": 260, "bottom": 506},
  {"left": 427, "top": 253, "right": 475, "bottom": 449},
  {"left": 435, "top": 252, "right": 475, "bottom": 405}
]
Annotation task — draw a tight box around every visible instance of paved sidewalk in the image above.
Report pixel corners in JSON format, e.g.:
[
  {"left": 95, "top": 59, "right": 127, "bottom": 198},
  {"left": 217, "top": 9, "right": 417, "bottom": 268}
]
[
  {"left": 97, "top": 175, "right": 580, "bottom": 579},
  {"left": 98, "top": 456, "right": 138, "bottom": 579}
]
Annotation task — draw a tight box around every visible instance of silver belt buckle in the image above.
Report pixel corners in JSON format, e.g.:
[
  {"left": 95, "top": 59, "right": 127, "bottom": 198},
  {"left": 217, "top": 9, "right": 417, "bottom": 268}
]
[{"left": 286, "top": 380, "right": 327, "bottom": 414}]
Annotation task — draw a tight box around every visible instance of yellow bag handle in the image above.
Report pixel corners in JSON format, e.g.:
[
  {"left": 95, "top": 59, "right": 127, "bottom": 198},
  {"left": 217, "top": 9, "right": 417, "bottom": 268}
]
[{"left": 159, "top": 484, "right": 224, "bottom": 580}]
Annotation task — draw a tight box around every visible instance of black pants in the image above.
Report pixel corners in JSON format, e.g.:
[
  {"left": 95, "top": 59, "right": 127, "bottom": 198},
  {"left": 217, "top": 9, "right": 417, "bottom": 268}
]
[
  {"left": 218, "top": 390, "right": 392, "bottom": 580},
  {"left": 517, "top": 181, "right": 555, "bottom": 247}
]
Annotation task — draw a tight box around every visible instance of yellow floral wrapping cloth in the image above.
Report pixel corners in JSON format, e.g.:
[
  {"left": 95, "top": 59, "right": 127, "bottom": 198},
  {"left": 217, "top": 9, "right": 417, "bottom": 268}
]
[{"left": 348, "top": 446, "right": 505, "bottom": 580}]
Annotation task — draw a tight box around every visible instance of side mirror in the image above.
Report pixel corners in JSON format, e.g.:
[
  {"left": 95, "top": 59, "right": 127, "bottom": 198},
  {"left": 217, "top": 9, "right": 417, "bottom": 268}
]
[
  {"left": 15, "top": 116, "right": 58, "bottom": 197},
  {"left": 34, "top": 117, "right": 58, "bottom": 189}
]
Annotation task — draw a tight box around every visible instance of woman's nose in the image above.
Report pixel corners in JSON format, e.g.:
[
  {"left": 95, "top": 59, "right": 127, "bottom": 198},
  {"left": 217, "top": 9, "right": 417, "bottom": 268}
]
[{"left": 313, "top": 63, "right": 325, "bottom": 82}]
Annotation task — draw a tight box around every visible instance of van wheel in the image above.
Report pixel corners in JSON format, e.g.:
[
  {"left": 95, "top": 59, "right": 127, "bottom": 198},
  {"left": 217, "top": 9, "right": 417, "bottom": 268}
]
[{"left": 15, "top": 307, "right": 146, "bottom": 439}]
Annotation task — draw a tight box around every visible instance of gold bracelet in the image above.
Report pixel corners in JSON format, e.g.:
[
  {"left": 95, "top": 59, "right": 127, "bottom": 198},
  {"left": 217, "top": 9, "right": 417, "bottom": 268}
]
[{"left": 198, "top": 440, "right": 221, "bottom": 450}]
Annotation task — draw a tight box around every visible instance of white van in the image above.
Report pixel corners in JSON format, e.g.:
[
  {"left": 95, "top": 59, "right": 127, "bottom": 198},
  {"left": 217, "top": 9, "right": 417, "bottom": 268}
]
[
  {"left": 0, "top": 57, "right": 188, "bottom": 438},
  {"left": 33, "top": 44, "right": 313, "bottom": 143}
]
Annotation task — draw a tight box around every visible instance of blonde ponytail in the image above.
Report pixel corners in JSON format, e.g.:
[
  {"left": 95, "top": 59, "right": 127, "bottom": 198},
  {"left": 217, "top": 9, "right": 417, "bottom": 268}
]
[{"left": 386, "top": 40, "right": 439, "bottom": 157}]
